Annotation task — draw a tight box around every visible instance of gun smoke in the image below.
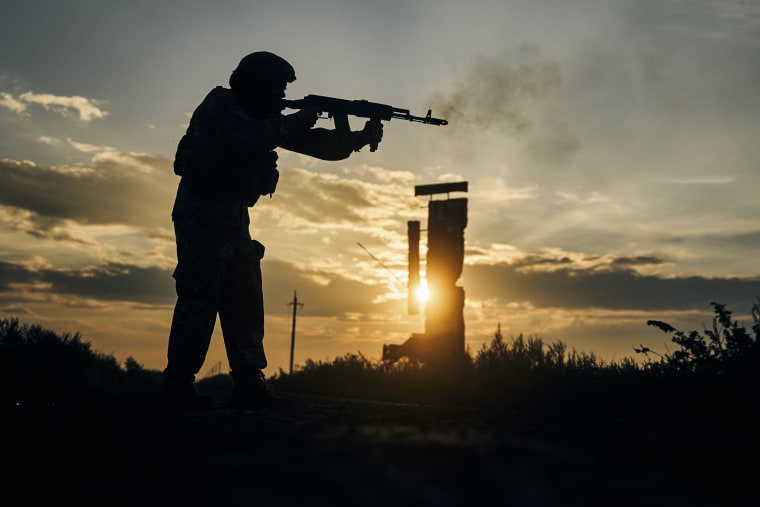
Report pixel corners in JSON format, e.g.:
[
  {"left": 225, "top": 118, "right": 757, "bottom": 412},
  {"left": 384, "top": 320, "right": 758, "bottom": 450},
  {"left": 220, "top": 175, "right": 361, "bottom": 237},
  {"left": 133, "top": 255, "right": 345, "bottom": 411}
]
[{"left": 430, "top": 44, "right": 581, "bottom": 165}]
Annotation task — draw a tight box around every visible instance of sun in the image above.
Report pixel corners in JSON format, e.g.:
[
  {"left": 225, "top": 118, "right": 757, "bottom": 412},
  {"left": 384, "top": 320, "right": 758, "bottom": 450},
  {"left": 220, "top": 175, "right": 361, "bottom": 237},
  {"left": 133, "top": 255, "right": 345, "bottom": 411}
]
[{"left": 416, "top": 279, "right": 430, "bottom": 305}]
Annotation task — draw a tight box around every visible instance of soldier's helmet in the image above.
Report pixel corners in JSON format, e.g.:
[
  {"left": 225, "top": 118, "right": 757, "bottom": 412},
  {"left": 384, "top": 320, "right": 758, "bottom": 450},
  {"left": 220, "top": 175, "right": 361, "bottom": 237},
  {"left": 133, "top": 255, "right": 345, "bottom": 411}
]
[{"left": 229, "top": 51, "right": 296, "bottom": 95}]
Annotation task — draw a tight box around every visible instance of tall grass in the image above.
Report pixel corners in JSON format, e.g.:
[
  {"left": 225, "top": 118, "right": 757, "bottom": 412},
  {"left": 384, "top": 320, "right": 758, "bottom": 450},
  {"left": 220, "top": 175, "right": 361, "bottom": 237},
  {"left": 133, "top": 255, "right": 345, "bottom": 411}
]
[
  {"left": 2, "top": 298, "right": 758, "bottom": 407},
  {"left": 273, "top": 299, "right": 760, "bottom": 407}
]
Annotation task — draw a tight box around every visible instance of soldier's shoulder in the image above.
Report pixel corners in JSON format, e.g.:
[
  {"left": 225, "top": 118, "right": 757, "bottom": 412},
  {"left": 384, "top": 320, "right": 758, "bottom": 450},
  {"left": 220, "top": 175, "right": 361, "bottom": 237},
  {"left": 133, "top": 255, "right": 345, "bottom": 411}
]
[{"left": 201, "top": 86, "right": 233, "bottom": 105}]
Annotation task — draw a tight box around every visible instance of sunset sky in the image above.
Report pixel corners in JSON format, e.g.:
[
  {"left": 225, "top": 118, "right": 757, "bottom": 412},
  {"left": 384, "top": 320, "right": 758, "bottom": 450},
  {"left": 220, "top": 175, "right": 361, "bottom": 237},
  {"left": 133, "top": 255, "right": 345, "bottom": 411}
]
[{"left": 1, "top": 0, "right": 759, "bottom": 377}]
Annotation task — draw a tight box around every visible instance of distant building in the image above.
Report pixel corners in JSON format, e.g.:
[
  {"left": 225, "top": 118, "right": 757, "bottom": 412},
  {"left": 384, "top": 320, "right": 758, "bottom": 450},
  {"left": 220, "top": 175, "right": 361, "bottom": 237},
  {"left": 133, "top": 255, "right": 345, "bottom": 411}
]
[{"left": 383, "top": 181, "right": 468, "bottom": 365}]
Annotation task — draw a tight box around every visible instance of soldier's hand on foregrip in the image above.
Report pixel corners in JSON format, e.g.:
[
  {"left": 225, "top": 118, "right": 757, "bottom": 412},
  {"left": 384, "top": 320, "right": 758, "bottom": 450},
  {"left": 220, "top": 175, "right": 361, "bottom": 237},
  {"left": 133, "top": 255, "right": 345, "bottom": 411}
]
[
  {"left": 363, "top": 120, "right": 383, "bottom": 152},
  {"left": 285, "top": 107, "right": 318, "bottom": 130}
]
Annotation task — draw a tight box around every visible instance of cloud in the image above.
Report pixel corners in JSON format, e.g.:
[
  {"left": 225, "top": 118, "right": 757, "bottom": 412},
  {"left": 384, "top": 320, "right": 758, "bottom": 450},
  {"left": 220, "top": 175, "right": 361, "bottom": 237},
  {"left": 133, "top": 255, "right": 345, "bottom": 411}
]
[
  {"left": 246, "top": 164, "right": 429, "bottom": 296},
  {"left": 261, "top": 165, "right": 422, "bottom": 230},
  {"left": 37, "top": 136, "right": 63, "bottom": 147},
  {"left": 67, "top": 138, "right": 103, "bottom": 153},
  {"left": 0, "top": 154, "right": 176, "bottom": 230},
  {"left": 0, "top": 92, "right": 26, "bottom": 114},
  {"left": 267, "top": 168, "right": 370, "bottom": 224},
  {"left": 262, "top": 258, "right": 391, "bottom": 319},
  {"left": 0, "top": 258, "right": 174, "bottom": 305},
  {"left": 0, "top": 254, "right": 394, "bottom": 320},
  {"left": 462, "top": 258, "right": 760, "bottom": 312},
  {"left": 15, "top": 91, "right": 108, "bottom": 121},
  {"left": 0, "top": 154, "right": 420, "bottom": 316},
  {"left": 608, "top": 255, "right": 664, "bottom": 270}
]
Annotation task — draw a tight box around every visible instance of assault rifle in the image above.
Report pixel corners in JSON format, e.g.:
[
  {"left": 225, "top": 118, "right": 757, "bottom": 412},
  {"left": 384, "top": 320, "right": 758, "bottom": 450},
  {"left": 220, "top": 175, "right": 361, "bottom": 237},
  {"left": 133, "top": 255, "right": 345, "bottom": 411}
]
[{"left": 283, "top": 94, "right": 448, "bottom": 151}]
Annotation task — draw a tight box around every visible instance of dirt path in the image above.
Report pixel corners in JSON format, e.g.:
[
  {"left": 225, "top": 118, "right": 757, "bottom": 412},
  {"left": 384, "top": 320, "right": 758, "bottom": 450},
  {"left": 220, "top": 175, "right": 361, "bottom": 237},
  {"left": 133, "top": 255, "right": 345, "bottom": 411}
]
[{"left": 3, "top": 392, "right": 754, "bottom": 506}]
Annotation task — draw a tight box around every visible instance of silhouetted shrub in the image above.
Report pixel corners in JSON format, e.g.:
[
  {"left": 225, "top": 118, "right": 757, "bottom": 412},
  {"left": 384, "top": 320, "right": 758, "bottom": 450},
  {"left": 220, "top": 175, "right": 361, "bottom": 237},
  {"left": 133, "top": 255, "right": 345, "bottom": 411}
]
[
  {"left": 123, "top": 356, "right": 163, "bottom": 392},
  {"left": 642, "top": 299, "right": 760, "bottom": 376},
  {"left": 5, "top": 299, "right": 759, "bottom": 409},
  {"left": 272, "top": 299, "right": 760, "bottom": 408},
  {"left": 274, "top": 352, "right": 396, "bottom": 400},
  {"left": 271, "top": 323, "right": 645, "bottom": 407},
  {"left": 0, "top": 317, "right": 148, "bottom": 406}
]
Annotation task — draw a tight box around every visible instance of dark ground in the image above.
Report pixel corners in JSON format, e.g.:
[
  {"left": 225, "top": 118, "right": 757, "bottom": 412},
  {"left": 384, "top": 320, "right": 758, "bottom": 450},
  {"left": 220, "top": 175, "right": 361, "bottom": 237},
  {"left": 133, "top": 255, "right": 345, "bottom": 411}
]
[{"left": 3, "top": 383, "right": 758, "bottom": 507}]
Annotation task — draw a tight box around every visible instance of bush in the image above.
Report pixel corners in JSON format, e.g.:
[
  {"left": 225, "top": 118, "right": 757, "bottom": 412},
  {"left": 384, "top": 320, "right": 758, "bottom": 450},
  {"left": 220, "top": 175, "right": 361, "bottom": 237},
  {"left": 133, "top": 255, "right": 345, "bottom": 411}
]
[
  {"left": 643, "top": 299, "right": 760, "bottom": 376},
  {"left": 5, "top": 299, "right": 759, "bottom": 409},
  {"left": 0, "top": 317, "right": 149, "bottom": 406}
]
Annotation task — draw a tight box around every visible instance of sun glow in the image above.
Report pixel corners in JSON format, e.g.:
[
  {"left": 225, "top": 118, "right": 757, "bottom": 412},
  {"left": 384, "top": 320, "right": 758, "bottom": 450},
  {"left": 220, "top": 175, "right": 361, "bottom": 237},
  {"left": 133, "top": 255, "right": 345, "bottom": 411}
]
[{"left": 416, "top": 279, "right": 430, "bottom": 304}]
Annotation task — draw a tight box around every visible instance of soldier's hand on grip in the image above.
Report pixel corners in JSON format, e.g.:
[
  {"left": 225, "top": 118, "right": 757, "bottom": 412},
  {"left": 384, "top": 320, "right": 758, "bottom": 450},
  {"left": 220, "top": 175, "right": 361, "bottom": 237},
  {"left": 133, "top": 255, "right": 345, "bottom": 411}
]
[
  {"left": 363, "top": 120, "right": 384, "bottom": 152},
  {"left": 286, "top": 107, "right": 319, "bottom": 129}
]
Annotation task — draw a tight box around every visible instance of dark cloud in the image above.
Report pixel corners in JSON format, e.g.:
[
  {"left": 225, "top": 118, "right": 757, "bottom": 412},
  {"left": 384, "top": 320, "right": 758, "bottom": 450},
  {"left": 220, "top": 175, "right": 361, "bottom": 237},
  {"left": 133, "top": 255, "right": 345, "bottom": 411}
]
[
  {"left": 0, "top": 260, "right": 32, "bottom": 288},
  {"left": 0, "top": 155, "right": 175, "bottom": 230},
  {"left": 0, "top": 256, "right": 392, "bottom": 317},
  {"left": 664, "top": 230, "right": 760, "bottom": 251},
  {"left": 43, "top": 263, "right": 175, "bottom": 304},
  {"left": 462, "top": 262, "right": 760, "bottom": 312},
  {"left": 512, "top": 255, "right": 574, "bottom": 269},
  {"left": 609, "top": 255, "right": 664, "bottom": 269},
  {"left": 0, "top": 259, "right": 175, "bottom": 305}
]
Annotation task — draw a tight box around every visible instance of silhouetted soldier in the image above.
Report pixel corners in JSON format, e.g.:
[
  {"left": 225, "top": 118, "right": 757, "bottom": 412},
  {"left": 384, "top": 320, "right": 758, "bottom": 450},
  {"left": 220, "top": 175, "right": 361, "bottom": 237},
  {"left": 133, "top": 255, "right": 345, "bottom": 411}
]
[{"left": 163, "top": 51, "right": 383, "bottom": 409}]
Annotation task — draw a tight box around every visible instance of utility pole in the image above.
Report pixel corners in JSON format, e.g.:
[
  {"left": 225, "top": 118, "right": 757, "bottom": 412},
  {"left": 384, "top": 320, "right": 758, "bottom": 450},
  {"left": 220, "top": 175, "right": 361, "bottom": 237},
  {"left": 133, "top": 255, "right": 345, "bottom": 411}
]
[{"left": 288, "top": 291, "right": 303, "bottom": 375}]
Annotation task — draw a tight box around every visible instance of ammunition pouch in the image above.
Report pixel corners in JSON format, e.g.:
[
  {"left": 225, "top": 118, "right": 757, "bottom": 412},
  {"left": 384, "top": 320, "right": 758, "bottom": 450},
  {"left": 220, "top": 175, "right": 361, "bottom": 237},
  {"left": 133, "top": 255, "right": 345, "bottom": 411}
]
[
  {"left": 175, "top": 131, "right": 279, "bottom": 206},
  {"left": 234, "top": 151, "right": 279, "bottom": 206}
]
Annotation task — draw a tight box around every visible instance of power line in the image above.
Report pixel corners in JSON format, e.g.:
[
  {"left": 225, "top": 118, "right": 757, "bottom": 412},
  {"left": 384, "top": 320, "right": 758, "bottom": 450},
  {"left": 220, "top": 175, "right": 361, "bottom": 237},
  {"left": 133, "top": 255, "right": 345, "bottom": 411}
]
[{"left": 357, "top": 242, "right": 405, "bottom": 286}]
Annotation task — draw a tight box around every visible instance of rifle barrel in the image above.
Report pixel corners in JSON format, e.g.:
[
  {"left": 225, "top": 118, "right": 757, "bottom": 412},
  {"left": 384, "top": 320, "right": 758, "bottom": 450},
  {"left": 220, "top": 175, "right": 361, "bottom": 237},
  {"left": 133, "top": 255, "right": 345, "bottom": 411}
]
[{"left": 394, "top": 112, "right": 448, "bottom": 126}]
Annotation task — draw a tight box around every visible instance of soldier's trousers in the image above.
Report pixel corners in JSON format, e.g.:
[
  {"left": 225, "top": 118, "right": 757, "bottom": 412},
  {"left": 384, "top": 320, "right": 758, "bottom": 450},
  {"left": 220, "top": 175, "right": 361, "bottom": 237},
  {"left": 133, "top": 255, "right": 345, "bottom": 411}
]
[{"left": 165, "top": 217, "right": 267, "bottom": 382}]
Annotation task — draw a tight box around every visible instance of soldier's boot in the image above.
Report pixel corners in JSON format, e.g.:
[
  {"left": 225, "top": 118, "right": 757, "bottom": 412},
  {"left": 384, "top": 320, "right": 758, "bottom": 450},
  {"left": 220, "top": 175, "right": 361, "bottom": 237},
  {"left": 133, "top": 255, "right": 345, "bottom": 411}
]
[
  {"left": 161, "top": 371, "right": 215, "bottom": 411},
  {"left": 228, "top": 369, "right": 284, "bottom": 410}
]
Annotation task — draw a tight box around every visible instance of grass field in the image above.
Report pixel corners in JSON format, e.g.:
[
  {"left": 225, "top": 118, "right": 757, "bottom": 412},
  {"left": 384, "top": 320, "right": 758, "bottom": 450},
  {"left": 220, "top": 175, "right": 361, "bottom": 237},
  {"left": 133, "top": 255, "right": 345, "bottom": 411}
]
[{"left": 2, "top": 301, "right": 759, "bottom": 506}]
